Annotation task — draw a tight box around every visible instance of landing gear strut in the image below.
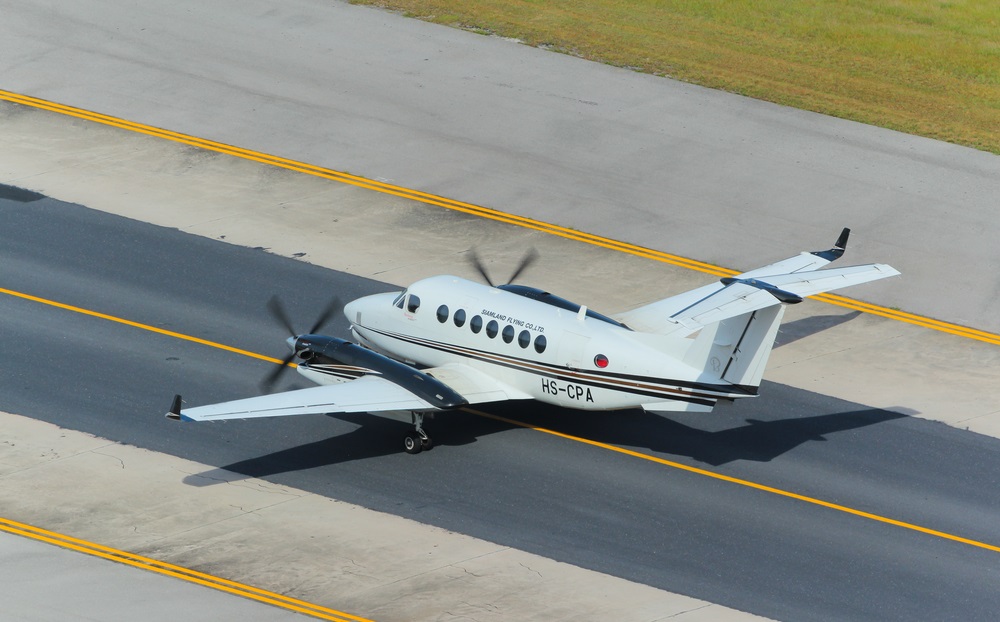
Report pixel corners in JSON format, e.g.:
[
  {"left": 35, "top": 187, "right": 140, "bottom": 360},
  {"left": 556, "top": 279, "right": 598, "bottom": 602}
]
[{"left": 403, "top": 411, "right": 433, "bottom": 454}]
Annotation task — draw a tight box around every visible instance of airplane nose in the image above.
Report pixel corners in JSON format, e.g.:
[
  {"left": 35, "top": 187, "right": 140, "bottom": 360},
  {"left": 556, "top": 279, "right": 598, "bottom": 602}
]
[
  {"left": 343, "top": 300, "right": 358, "bottom": 325},
  {"left": 286, "top": 336, "right": 297, "bottom": 353}
]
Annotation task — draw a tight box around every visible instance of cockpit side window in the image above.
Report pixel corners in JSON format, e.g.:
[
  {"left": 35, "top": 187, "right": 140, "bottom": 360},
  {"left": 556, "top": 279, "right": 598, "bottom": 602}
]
[{"left": 406, "top": 294, "right": 421, "bottom": 313}]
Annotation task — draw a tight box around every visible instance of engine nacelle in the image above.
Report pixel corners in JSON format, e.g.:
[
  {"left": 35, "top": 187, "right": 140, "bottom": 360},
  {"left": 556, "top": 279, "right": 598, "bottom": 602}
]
[{"left": 293, "top": 334, "right": 467, "bottom": 410}]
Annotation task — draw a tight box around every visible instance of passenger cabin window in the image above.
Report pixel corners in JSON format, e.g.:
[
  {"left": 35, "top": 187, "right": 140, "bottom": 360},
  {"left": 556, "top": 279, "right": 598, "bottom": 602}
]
[
  {"left": 470, "top": 315, "right": 483, "bottom": 334},
  {"left": 453, "top": 308, "right": 467, "bottom": 327},
  {"left": 502, "top": 325, "right": 515, "bottom": 344},
  {"left": 406, "top": 295, "right": 421, "bottom": 313},
  {"left": 534, "top": 335, "right": 547, "bottom": 354},
  {"left": 518, "top": 330, "right": 531, "bottom": 349},
  {"left": 436, "top": 305, "right": 449, "bottom": 323},
  {"left": 486, "top": 320, "right": 499, "bottom": 339}
]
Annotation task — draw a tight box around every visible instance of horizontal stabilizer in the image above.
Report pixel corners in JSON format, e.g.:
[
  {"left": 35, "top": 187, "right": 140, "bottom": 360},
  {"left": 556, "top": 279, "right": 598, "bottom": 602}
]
[
  {"left": 616, "top": 228, "right": 897, "bottom": 335},
  {"left": 619, "top": 263, "right": 898, "bottom": 335}
]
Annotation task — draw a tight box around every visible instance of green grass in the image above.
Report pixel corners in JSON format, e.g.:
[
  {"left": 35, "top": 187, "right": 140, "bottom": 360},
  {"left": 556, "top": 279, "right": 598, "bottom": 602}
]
[{"left": 351, "top": 0, "right": 1000, "bottom": 153}]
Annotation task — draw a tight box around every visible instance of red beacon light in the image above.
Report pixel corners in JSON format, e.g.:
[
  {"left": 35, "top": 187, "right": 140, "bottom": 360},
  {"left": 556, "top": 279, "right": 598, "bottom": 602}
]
[{"left": 594, "top": 354, "right": 609, "bottom": 368}]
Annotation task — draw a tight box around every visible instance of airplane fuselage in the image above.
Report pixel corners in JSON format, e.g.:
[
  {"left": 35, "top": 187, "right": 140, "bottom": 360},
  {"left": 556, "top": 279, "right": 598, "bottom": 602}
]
[{"left": 335, "top": 276, "right": 751, "bottom": 413}]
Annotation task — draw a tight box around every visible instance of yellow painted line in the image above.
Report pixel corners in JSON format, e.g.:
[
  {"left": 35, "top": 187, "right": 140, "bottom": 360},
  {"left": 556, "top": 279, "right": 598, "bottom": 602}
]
[
  {"left": 464, "top": 408, "right": 1000, "bottom": 555},
  {"left": 0, "top": 286, "right": 292, "bottom": 368},
  {"left": 813, "top": 293, "right": 1000, "bottom": 345},
  {"left": 0, "top": 517, "right": 372, "bottom": 622},
  {"left": 3, "top": 283, "right": 998, "bottom": 558},
  {"left": 2, "top": 88, "right": 998, "bottom": 348}
]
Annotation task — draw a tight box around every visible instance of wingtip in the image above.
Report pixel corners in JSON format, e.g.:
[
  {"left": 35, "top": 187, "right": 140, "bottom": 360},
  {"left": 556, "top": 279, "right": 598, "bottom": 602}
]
[
  {"left": 835, "top": 227, "right": 851, "bottom": 251},
  {"left": 811, "top": 227, "right": 851, "bottom": 262},
  {"left": 165, "top": 394, "right": 183, "bottom": 421}
]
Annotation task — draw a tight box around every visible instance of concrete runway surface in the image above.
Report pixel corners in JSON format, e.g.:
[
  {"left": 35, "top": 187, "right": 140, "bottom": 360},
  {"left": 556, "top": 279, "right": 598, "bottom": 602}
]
[
  {"left": 1, "top": 0, "right": 999, "bottom": 331},
  {"left": 0, "top": 531, "right": 312, "bottom": 622},
  {"left": 2, "top": 185, "right": 1000, "bottom": 621},
  {"left": 2, "top": 1, "right": 1000, "bottom": 620}
]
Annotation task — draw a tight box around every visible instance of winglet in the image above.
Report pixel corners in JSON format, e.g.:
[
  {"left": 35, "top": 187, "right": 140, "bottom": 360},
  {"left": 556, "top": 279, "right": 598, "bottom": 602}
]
[
  {"left": 812, "top": 227, "right": 850, "bottom": 262},
  {"left": 165, "top": 394, "right": 183, "bottom": 421}
]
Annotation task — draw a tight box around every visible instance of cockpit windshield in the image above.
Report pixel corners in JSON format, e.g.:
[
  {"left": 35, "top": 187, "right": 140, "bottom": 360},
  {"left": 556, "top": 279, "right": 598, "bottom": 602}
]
[{"left": 392, "top": 290, "right": 405, "bottom": 308}]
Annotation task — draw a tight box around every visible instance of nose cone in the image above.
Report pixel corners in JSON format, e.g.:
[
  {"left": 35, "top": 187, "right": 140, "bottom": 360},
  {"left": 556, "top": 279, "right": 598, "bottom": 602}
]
[
  {"left": 286, "top": 336, "right": 298, "bottom": 353},
  {"left": 343, "top": 299, "right": 359, "bottom": 325}
]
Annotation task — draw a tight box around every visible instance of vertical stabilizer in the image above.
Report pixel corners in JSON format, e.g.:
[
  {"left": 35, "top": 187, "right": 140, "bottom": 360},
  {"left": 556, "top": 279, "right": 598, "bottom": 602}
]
[{"left": 684, "top": 305, "right": 785, "bottom": 390}]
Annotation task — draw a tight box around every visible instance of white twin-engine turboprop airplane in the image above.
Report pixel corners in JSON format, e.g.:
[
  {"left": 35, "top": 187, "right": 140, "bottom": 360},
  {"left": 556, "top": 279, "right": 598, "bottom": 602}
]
[{"left": 168, "top": 229, "right": 899, "bottom": 454}]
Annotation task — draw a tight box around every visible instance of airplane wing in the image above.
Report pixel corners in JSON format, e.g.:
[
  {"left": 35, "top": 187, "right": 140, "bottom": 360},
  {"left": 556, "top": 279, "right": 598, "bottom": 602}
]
[
  {"left": 171, "top": 364, "right": 527, "bottom": 422},
  {"left": 616, "top": 228, "right": 898, "bottom": 335}
]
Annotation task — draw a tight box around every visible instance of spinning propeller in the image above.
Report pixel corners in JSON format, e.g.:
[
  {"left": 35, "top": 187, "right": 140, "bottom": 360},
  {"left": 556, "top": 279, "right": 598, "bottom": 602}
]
[
  {"left": 260, "top": 295, "right": 342, "bottom": 392},
  {"left": 469, "top": 248, "right": 538, "bottom": 287}
]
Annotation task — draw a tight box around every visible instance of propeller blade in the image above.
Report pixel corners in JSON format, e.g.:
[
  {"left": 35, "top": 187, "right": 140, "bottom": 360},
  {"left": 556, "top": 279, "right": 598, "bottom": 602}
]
[
  {"left": 505, "top": 248, "right": 538, "bottom": 285},
  {"left": 308, "top": 297, "right": 343, "bottom": 335},
  {"left": 262, "top": 295, "right": 341, "bottom": 393},
  {"left": 267, "top": 295, "right": 297, "bottom": 337},
  {"left": 468, "top": 249, "right": 495, "bottom": 287},
  {"left": 260, "top": 350, "right": 298, "bottom": 393}
]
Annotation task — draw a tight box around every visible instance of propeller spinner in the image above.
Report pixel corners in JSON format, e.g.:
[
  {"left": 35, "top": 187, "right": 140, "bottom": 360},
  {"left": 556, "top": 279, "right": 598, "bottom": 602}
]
[{"left": 260, "top": 295, "right": 342, "bottom": 392}]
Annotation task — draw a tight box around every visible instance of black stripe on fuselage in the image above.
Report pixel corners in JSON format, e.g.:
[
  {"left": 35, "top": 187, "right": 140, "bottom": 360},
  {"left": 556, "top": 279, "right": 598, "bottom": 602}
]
[{"left": 355, "top": 325, "right": 744, "bottom": 406}]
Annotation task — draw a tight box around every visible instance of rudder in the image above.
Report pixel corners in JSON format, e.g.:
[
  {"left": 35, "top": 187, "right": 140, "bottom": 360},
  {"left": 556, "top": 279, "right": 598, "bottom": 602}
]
[{"left": 684, "top": 305, "right": 785, "bottom": 390}]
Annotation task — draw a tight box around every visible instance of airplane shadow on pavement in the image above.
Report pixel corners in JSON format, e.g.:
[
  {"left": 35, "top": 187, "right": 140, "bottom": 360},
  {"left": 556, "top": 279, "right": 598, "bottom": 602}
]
[
  {"left": 773, "top": 310, "right": 863, "bottom": 348},
  {"left": 182, "top": 409, "right": 517, "bottom": 486},
  {"left": 497, "top": 402, "right": 911, "bottom": 467},
  {"left": 184, "top": 394, "right": 912, "bottom": 485}
]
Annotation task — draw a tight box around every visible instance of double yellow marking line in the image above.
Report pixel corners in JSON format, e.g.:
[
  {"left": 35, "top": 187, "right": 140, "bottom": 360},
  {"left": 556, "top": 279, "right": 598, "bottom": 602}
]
[
  {"left": 0, "top": 517, "right": 371, "bottom": 622},
  {"left": 2, "top": 88, "right": 998, "bottom": 347},
  {"left": 3, "top": 88, "right": 1000, "bottom": 615},
  {"left": 3, "top": 285, "right": 1000, "bottom": 558}
]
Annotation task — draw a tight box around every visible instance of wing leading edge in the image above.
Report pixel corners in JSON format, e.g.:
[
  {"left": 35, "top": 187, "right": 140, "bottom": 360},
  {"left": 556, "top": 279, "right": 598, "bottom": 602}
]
[{"left": 169, "top": 363, "right": 528, "bottom": 422}]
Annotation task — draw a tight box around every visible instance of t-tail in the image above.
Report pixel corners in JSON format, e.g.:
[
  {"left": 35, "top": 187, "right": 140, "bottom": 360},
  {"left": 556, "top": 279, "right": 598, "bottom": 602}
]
[{"left": 618, "top": 228, "right": 899, "bottom": 393}]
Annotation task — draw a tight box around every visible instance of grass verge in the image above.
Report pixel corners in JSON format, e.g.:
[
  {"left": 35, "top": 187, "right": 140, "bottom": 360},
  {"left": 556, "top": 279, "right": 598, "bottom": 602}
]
[{"left": 351, "top": 0, "right": 1000, "bottom": 154}]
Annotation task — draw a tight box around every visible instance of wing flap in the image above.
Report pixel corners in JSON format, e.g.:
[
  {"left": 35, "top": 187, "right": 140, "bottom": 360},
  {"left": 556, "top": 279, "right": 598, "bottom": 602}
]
[{"left": 424, "top": 363, "right": 532, "bottom": 403}]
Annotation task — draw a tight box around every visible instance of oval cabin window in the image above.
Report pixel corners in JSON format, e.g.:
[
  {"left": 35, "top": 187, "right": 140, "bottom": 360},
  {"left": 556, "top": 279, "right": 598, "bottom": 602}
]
[{"left": 502, "top": 325, "right": 515, "bottom": 343}]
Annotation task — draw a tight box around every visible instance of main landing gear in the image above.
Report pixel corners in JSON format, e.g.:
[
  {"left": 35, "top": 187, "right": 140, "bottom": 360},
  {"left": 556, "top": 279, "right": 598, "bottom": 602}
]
[{"left": 403, "top": 411, "right": 433, "bottom": 454}]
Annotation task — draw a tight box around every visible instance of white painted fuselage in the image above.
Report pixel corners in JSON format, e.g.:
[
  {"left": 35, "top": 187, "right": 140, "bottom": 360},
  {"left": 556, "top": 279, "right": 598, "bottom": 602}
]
[{"left": 341, "top": 276, "right": 750, "bottom": 413}]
